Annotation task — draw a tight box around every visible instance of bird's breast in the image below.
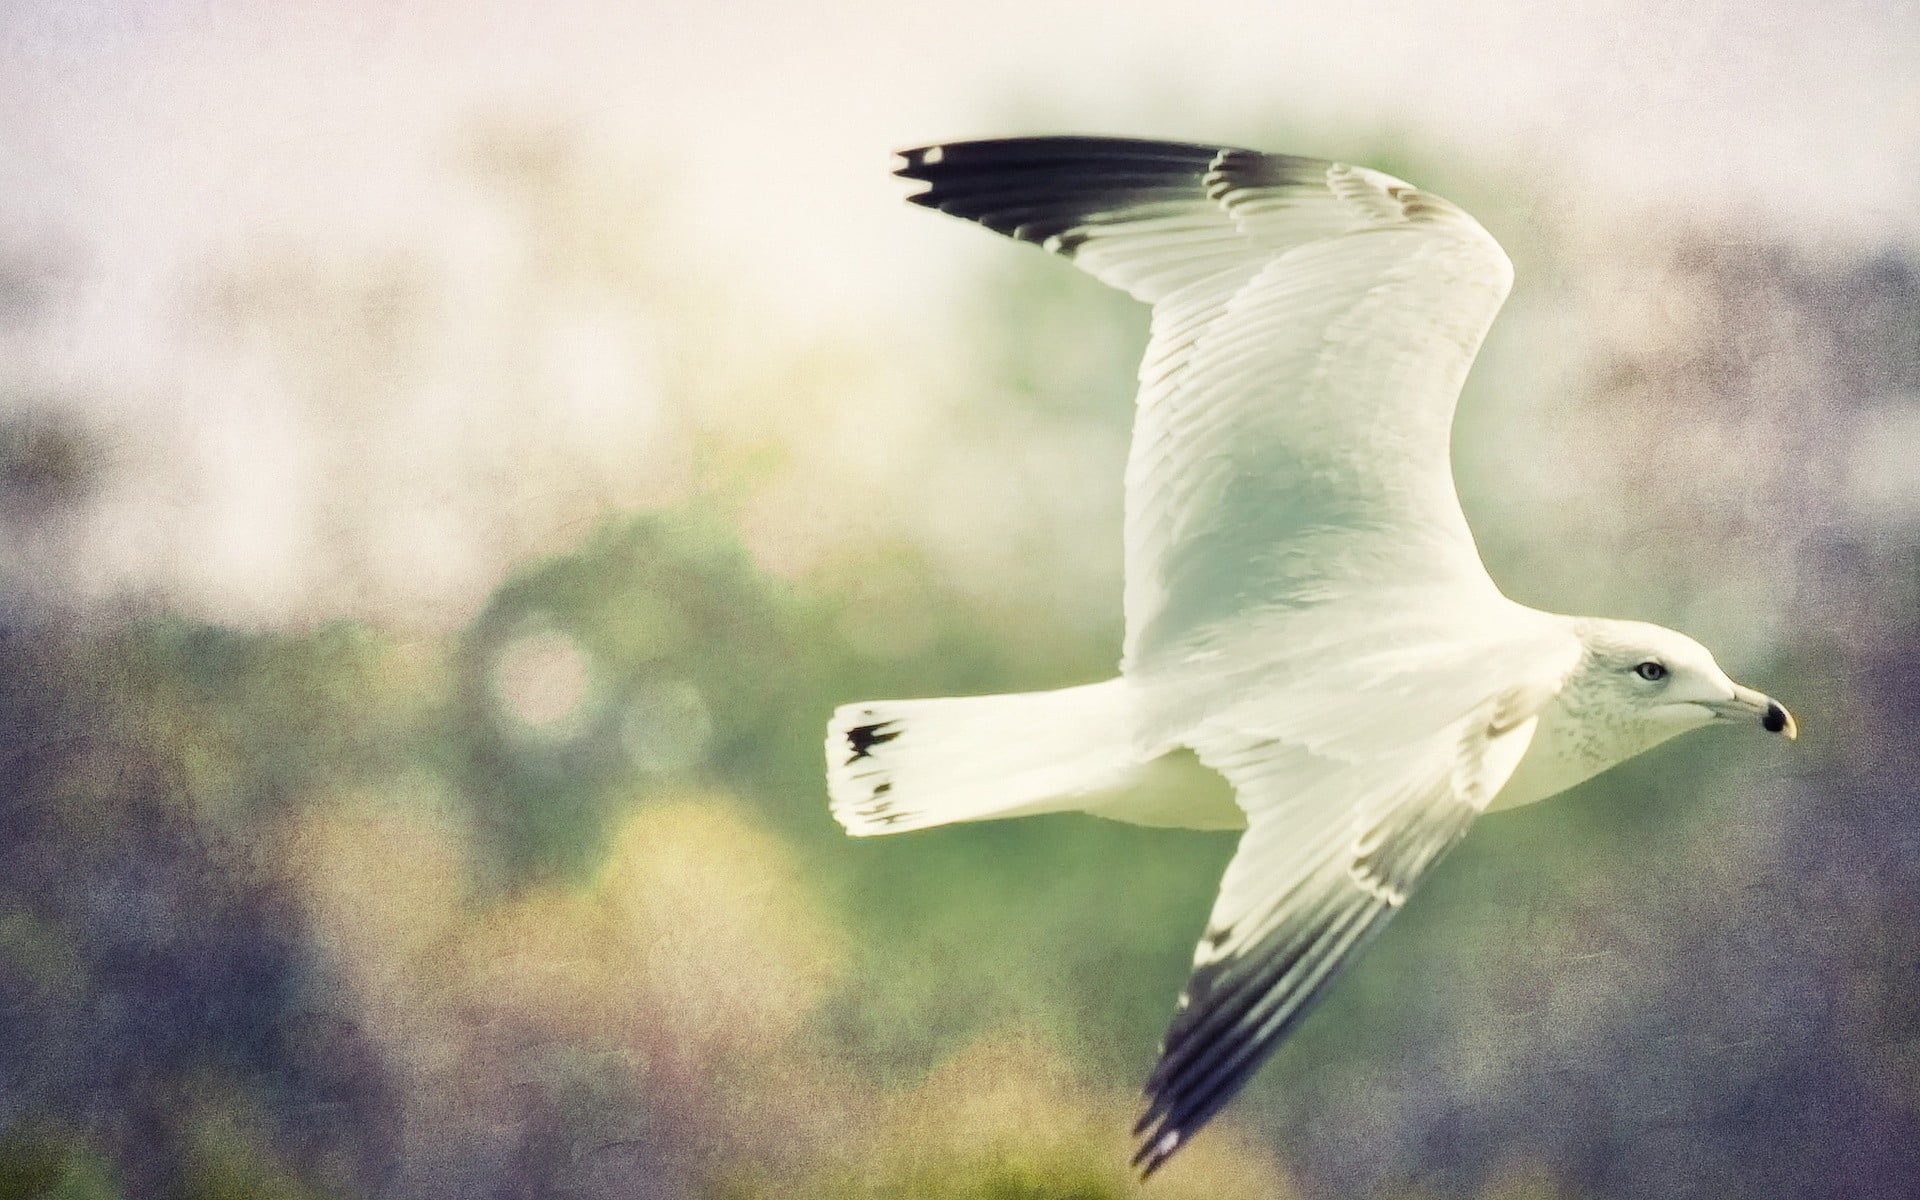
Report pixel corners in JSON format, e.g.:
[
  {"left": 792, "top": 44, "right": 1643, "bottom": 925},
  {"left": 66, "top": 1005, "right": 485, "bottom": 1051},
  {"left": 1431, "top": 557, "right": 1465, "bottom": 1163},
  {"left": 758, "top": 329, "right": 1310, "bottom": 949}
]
[{"left": 1484, "top": 699, "right": 1609, "bottom": 812}]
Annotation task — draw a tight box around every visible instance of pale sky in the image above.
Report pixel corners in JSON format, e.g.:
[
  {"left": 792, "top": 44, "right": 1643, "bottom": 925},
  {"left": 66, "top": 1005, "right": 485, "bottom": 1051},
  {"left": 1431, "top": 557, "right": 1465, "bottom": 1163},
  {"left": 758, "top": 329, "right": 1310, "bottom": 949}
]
[
  {"left": 2, "top": 0, "right": 1914, "bottom": 625},
  {"left": 6, "top": 0, "right": 1916, "bottom": 339}
]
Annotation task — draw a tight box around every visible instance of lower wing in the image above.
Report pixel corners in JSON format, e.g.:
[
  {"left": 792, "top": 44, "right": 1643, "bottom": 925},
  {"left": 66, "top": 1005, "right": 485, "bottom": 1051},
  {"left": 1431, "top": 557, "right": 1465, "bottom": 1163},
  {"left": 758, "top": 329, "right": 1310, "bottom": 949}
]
[{"left": 1134, "top": 674, "right": 1563, "bottom": 1175}]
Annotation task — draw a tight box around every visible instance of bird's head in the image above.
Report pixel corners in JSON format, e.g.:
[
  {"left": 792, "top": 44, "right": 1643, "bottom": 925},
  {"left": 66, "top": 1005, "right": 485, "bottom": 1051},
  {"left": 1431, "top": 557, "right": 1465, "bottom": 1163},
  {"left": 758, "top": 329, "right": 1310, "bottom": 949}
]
[{"left": 1567, "top": 618, "right": 1796, "bottom": 758}]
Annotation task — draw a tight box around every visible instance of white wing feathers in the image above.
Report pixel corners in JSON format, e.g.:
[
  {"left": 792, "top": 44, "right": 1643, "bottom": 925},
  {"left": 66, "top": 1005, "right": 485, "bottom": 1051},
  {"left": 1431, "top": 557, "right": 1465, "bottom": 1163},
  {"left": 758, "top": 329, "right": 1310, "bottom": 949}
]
[
  {"left": 895, "top": 137, "right": 1515, "bottom": 682},
  {"left": 1126, "top": 228, "right": 1508, "bottom": 673},
  {"left": 1134, "top": 668, "right": 1568, "bottom": 1176}
]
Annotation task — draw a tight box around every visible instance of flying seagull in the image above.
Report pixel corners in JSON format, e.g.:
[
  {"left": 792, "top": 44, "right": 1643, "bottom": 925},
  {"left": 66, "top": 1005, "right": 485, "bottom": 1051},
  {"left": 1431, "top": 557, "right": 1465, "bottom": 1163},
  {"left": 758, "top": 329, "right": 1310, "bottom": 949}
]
[{"left": 824, "top": 136, "right": 1797, "bottom": 1177}]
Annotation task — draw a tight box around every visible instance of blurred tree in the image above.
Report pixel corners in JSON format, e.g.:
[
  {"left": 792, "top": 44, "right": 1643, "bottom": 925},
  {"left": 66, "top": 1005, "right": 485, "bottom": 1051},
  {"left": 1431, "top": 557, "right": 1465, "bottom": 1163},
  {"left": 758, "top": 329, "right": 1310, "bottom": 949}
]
[{"left": 2, "top": 111, "right": 1917, "bottom": 1200}]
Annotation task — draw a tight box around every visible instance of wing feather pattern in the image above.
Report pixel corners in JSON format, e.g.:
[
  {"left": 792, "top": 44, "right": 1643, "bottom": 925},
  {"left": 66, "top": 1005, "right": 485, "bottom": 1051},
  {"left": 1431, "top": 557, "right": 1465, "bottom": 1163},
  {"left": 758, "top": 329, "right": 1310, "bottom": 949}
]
[
  {"left": 897, "top": 138, "right": 1268, "bottom": 303},
  {"left": 1131, "top": 675, "right": 1562, "bottom": 1176},
  {"left": 896, "top": 136, "right": 1516, "bottom": 714}
]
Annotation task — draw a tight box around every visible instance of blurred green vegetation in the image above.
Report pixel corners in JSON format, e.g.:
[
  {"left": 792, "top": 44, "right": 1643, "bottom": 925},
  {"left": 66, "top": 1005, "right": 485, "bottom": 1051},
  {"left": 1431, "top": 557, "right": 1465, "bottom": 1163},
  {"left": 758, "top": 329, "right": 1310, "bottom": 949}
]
[
  {"left": 0, "top": 1119, "right": 121, "bottom": 1200},
  {"left": 2, "top": 124, "right": 1917, "bottom": 1200},
  {"left": 0, "top": 495, "right": 1259, "bottom": 1197}
]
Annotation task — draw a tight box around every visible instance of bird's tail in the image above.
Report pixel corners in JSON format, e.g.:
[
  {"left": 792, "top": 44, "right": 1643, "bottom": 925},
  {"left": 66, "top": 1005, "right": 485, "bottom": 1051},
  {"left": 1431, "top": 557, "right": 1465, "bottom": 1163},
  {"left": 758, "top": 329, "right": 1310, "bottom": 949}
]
[{"left": 825, "top": 678, "right": 1142, "bottom": 836}]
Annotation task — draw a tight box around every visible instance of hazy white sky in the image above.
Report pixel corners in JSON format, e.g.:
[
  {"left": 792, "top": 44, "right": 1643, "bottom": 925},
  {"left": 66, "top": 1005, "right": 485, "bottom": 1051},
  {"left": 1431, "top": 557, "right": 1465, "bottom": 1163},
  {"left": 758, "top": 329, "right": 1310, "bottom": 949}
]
[
  {"left": 2, "top": 0, "right": 1914, "bottom": 625},
  {"left": 5, "top": 0, "right": 1917, "bottom": 338}
]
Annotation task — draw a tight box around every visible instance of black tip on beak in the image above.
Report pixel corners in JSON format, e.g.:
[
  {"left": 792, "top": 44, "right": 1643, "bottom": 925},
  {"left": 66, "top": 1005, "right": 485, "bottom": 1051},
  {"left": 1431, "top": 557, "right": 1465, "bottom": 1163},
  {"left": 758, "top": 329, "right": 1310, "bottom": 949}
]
[{"left": 1719, "top": 686, "right": 1797, "bottom": 739}]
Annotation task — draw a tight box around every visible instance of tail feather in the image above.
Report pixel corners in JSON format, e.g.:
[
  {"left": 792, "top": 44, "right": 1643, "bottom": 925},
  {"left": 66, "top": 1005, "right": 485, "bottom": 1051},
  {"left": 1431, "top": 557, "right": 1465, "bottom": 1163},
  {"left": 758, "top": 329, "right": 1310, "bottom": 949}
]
[{"left": 825, "top": 679, "right": 1140, "bottom": 836}]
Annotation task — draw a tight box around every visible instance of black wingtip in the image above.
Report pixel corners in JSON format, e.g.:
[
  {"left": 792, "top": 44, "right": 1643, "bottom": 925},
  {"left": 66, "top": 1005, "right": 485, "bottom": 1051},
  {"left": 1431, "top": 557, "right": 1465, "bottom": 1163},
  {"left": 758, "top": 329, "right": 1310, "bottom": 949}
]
[
  {"left": 892, "top": 136, "right": 1231, "bottom": 185},
  {"left": 893, "top": 143, "right": 946, "bottom": 181},
  {"left": 894, "top": 150, "right": 930, "bottom": 207},
  {"left": 1132, "top": 1125, "right": 1182, "bottom": 1178}
]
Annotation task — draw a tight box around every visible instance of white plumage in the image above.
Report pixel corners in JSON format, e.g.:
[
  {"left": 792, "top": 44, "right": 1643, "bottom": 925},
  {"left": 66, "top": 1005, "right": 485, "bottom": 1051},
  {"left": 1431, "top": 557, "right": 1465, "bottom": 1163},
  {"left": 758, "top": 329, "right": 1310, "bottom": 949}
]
[{"left": 823, "top": 137, "right": 1796, "bottom": 1175}]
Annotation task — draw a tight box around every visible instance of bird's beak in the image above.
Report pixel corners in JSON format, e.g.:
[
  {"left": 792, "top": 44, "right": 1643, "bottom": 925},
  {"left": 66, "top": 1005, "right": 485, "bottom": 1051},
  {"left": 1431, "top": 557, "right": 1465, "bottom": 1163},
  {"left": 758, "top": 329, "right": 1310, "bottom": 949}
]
[{"left": 1708, "top": 684, "right": 1798, "bottom": 740}]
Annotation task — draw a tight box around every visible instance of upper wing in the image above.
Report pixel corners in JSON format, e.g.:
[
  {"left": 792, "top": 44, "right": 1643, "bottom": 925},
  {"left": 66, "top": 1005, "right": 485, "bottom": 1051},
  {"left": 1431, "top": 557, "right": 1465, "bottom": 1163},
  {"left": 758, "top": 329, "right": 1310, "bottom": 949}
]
[
  {"left": 1132, "top": 669, "right": 1568, "bottom": 1177},
  {"left": 894, "top": 136, "right": 1514, "bottom": 677}
]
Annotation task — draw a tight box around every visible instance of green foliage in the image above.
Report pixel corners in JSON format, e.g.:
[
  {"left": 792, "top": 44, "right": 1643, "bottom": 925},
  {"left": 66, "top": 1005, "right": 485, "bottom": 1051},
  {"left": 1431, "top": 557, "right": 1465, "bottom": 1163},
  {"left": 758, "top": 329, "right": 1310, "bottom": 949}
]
[
  {"left": 0, "top": 1121, "right": 122, "bottom": 1200},
  {"left": 741, "top": 1155, "right": 1122, "bottom": 1200},
  {"left": 174, "top": 1100, "right": 333, "bottom": 1200}
]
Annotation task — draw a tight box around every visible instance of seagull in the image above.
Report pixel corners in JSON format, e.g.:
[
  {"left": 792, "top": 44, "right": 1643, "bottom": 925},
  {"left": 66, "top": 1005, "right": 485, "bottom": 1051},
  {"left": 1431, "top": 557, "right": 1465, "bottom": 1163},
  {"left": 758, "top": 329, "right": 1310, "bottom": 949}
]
[{"left": 823, "top": 136, "right": 1797, "bottom": 1177}]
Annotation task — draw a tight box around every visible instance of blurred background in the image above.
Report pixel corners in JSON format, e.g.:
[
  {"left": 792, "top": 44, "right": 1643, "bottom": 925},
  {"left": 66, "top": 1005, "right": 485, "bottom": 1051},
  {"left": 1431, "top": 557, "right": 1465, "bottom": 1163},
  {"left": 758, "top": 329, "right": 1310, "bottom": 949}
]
[{"left": 3, "top": 1, "right": 1917, "bottom": 1197}]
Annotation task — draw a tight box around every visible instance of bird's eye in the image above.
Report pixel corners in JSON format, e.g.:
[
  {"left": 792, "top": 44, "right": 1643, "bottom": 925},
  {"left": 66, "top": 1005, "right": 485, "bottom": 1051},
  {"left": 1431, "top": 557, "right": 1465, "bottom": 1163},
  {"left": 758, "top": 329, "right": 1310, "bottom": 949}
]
[{"left": 1634, "top": 661, "right": 1669, "bottom": 682}]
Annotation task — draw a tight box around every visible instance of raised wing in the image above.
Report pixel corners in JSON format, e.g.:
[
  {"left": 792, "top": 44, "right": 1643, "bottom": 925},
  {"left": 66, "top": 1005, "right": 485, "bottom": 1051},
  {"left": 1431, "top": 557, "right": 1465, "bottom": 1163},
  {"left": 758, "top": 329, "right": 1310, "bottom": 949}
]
[
  {"left": 1133, "top": 673, "right": 1565, "bottom": 1176},
  {"left": 895, "top": 137, "right": 1514, "bottom": 684}
]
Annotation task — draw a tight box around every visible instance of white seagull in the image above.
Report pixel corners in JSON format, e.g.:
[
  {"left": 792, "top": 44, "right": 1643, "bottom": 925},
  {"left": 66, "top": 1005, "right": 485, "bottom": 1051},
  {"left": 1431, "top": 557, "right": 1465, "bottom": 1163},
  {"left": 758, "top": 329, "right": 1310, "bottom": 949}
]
[{"left": 824, "top": 136, "right": 1797, "bottom": 1176}]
